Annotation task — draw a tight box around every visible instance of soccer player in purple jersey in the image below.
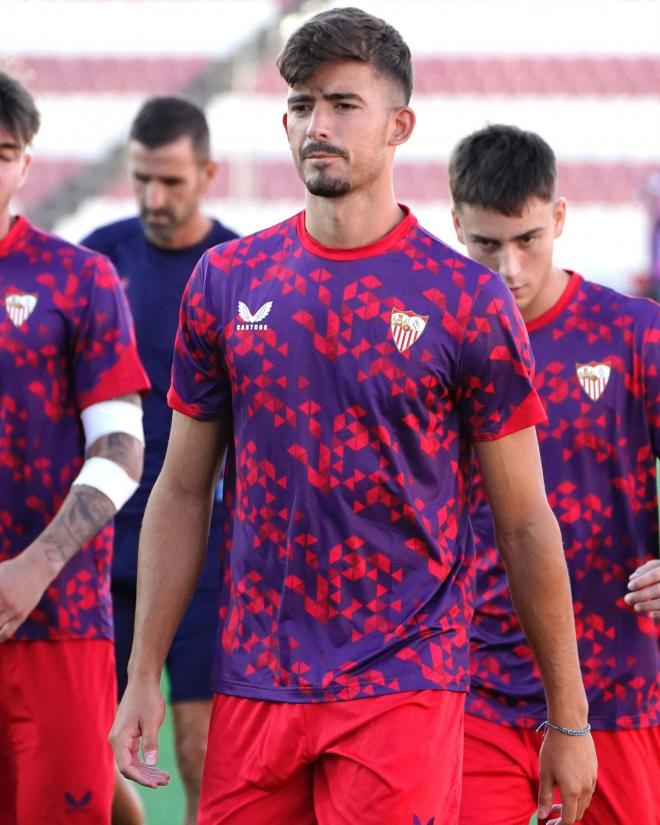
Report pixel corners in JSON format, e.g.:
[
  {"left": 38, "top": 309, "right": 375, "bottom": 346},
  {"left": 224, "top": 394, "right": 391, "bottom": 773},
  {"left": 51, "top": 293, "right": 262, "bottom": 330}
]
[
  {"left": 0, "top": 72, "right": 150, "bottom": 824},
  {"left": 110, "top": 10, "right": 596, "bottom": 825},
  {"left": 450, "top": 124, "right": 660, "bottom": 825},
  {"left": 83, "top": 96, "right": 238, "bottom": 825}
]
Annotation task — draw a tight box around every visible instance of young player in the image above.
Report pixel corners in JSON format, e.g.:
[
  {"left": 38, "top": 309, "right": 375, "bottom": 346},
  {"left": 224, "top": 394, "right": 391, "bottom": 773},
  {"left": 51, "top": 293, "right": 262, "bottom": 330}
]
[
  {"left": 449, "top": 124, "right": 660, "bottom": 825},
  {"left": 110, "top": 10, "right": 596, "bottom": 825},
  {"left": 0, "top": 71, "right": 150, "bottom": 824},
  {"left": 83, "top": 96, "right": 237, "bottom": 825}
]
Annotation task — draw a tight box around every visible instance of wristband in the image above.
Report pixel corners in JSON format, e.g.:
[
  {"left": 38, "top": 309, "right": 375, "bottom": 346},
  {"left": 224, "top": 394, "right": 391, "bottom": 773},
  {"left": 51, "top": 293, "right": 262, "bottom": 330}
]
[{"left": 536, "top": 720, "right": 592, "bottom": 737}]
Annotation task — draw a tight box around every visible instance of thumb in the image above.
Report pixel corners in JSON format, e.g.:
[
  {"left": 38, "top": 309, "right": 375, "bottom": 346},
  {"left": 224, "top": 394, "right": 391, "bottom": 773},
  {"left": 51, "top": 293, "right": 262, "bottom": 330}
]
[
  {"left": 537, "top": 776, "right": 554, "bottom": 821},
  {"left": 141, "top": 720, "right": 160, "bottom": 767}
]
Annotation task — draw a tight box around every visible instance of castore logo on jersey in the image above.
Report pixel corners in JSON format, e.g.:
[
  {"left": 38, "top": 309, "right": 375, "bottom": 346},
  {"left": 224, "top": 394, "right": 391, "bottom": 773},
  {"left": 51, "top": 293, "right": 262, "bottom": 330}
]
[
  {"left": 5, "top": 292, "right": 38, "bottom": 327},
  {"left": 237, "top": 300, "right": 273, "bottom": 330}
]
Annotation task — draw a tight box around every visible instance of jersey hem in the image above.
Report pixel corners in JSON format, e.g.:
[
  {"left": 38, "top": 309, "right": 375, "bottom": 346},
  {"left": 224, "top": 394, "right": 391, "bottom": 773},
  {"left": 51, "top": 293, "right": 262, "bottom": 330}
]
[{"left": 212, "top": 678, "right": 468, "bottom": 703}]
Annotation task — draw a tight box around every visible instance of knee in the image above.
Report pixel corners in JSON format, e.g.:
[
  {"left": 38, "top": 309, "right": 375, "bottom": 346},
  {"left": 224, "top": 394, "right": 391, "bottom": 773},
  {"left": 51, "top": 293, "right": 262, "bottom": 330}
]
[{"left": 175, "top": 730, "right": 208, "bottom": 789}]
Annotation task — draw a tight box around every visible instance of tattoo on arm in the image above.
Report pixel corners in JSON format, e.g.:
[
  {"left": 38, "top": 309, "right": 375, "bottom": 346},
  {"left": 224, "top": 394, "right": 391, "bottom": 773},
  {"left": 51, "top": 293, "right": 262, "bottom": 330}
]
[
  {"left": 87, "top": 431, "right": 144, "bottom": 480},
  {"left": 39, "top": 485, "right": 116, "bottom": 568}
]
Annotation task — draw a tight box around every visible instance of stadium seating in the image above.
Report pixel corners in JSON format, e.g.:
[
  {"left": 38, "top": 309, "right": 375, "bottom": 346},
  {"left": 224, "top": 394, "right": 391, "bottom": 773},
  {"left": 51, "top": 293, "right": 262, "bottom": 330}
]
[{"left": 2, "top": 0, "right": 660, "bottom": 291}]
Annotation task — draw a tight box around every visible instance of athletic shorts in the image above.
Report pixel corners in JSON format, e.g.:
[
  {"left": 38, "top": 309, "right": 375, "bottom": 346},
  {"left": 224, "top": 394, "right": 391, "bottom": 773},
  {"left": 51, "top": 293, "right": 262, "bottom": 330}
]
[
  {"left": 459, "top": 711, "right": 660, "bottom": 825},
  {"left": 0, "top": 638, "right": 115, "bottom": 825},
  {"left": 198, "top": 689, "right": 465, "bottom": 825},
  {"left": 113, "top": 580, "right": 218, "bottom": 703}
]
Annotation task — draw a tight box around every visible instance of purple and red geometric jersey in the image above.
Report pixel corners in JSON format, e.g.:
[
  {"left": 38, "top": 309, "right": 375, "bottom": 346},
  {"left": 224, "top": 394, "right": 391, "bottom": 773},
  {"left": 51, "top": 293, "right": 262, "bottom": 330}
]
[
  {"left": 0, "top": 216, "right": 149, "bottom": 641},
  {"left": 168, "top": 208, "right": 546, "bottom": 702},
  {"left": 468, "top": 272, "right": 660, "bottom": 731}
]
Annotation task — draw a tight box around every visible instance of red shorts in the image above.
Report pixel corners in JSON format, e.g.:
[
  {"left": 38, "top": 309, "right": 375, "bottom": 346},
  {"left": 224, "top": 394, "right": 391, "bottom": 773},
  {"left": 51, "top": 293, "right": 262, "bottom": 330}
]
[
  {"left": 0, "top": 638, "right": 116, "bottom": 825},
  {"left": 199, "top": 689, "right": 465, "bottom": 825},
  {"left": 459, "top": 712, "right": 660, "bottom": 825}
]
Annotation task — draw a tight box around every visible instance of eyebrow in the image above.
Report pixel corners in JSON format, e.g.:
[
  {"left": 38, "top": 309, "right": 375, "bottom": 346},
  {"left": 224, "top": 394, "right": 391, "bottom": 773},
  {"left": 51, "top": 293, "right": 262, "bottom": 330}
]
[
  {"left": 0, "top": 141, "right": 21, "bottom": 152},
  {"left": 287, "top": 92, "right": 365, "bottom": 105},
  {"left": 469, "top": 226, "right": 545, "bottom": 243}
]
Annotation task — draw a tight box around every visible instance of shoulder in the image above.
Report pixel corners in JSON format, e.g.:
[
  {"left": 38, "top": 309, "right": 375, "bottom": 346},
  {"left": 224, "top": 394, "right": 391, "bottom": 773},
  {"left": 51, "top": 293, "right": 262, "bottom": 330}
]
[
  {"left": 204, "top": 214, "right": 298, "bottom": 275},
  {"left": 412, "top": 222, "right": 504, "bottom": 295},
  {"left": 81, "top": 217, "right": 142, "bottom": 256},
  {"left": 579, "top": 277, "right": 660, "bottom": 327},
  {"left": 209, "top": 219, "right": 240, "bottom": 245}
]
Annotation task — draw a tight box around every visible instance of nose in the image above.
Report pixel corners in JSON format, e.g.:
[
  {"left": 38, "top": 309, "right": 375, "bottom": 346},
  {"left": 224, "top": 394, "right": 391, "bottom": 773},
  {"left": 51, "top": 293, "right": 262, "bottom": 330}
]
[
  {"left": 306, "top": 105, "right": 331, "bottom": 142},
  {"left": 497, "top": 245, "right": 523, "bottom": 283},
  {"left": 144, "top": 180, "right": 166, "bottom": 211}
]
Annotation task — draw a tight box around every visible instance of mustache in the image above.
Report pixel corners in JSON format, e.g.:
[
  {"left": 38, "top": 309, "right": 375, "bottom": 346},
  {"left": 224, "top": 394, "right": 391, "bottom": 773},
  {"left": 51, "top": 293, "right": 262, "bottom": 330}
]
[{"left": 300, "top": 141, "right": 348, "bottom": 160}]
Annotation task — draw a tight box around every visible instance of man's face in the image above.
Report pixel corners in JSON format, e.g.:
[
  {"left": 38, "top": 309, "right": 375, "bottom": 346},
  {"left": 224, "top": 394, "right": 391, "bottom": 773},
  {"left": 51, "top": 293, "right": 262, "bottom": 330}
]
[
  {"left": 283, "top": 61, "right": 410, "bottom": 199},
  {"left": 452, "top": 197, "right": 566, "bottom": 320},
  {"left": 0, "top": 124, "right": 31, "bottom": 223},
  {"left": 128, "top": 135, "right": 214, "bottom": 247}
]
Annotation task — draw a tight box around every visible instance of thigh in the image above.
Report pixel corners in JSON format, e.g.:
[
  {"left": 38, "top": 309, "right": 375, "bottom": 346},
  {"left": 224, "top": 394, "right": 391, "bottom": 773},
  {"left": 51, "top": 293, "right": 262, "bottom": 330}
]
[
  {"left": 9, "top": 639, "right": 116, "bottom": 825},
  {"left": 198, "top": 693, "right": 316, "bottom": 825},
  {"left": 582, "top": 727, "right": 660, "bottom": 825},
  {"left": 459, "top": 713, "right": 537, "bottom": 825},
  {"left": 166, "top": 586, "right": 218, "bottom": 703},
  {"left": 112, "top": 581, "right": 136, "bottom": 701},
  {"left": 313, "top": 689, "right": 465, "bottom": 825}
]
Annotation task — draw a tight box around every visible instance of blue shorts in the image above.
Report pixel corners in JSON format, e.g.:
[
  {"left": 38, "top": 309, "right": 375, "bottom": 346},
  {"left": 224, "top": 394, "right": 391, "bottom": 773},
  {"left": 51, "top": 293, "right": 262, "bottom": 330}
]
[{"left": 112, "top": 523, "right": 220, "bottom": 703}]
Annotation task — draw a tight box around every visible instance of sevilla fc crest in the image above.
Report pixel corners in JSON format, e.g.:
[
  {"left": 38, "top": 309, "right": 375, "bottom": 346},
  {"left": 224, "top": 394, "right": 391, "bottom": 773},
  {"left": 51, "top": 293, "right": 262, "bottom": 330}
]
[
  {"left": 5, "top": 293, "right": 38, "bottom": 327},
  {"left": 576, "top": 361, "right": 611, "bottom": 401},
  {"left": 390, "top": 307, "right": 429, "bottom": 353}
]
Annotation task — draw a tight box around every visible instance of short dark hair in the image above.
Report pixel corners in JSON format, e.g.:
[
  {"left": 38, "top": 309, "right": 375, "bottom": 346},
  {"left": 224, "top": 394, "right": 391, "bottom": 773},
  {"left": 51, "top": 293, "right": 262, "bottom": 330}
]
[
  {"left": 129, "top": 96, "right": 210, "bottom": 161},
  {"left": 0, "top": 71, "right": 40, "bottom": 146},
  {"left": 449, "top": 124, "right": 556, "bottom": 216},
  {"left": 277, "top": 6, "right": 413, "bottom": 104}
]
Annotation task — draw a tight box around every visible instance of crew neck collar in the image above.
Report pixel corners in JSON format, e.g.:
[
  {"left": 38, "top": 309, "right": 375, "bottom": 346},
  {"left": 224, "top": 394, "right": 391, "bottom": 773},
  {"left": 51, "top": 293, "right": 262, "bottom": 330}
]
[
  {"left": 526, "top": 271, "right": 583, "bottom": 333},
  {"left": 295, "top": 205, "right": 417, "bottom": 261},
  {"left": 0, "top": 215, "right": 29, "bottom": 257}
]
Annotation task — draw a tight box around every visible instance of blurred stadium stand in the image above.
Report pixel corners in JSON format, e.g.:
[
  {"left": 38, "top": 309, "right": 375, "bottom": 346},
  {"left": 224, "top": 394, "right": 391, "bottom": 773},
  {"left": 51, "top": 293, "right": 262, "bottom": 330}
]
[{"left": 3, "top": 0, "right": 660, "bottom": 292}]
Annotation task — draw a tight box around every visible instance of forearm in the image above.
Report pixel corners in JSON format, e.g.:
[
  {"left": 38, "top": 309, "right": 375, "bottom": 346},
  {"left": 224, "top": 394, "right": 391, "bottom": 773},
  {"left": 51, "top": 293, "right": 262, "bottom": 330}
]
[
  {"left": 497, "top": 505, "right": 588, "bottom": 726},
  {"left": 127, "top": 475, "right": 213, "bottom": 682},
  {"left": 22, "top": 484, "right": 116, "bottom": 580}
]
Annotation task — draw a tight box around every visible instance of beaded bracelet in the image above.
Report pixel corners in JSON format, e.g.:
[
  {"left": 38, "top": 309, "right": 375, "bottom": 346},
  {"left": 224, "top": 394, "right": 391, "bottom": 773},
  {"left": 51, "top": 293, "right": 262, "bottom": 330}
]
[{"left": 536, "top": 720, "right": 592, "bottom": 737}]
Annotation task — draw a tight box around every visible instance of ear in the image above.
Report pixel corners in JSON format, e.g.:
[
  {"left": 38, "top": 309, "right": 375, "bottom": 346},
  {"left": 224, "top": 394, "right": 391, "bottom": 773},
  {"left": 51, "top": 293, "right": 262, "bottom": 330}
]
[
  {"left": 553, "top": 197, "right": 566, "bottom": 240},
  {"left": 451, "top": 208, "right": 465, "bottom": 244},
  {"left": 388, "top": 106, "right": 416, "bottom": 147},
  {"left": 16, "top": 152, "right": 32, "bottom": 191},
  {"left": 282, "top": 111, "right": 291, "bottom": 144},
  {"left": 200, "top": 159, "right": 217, "bottom": 193}
]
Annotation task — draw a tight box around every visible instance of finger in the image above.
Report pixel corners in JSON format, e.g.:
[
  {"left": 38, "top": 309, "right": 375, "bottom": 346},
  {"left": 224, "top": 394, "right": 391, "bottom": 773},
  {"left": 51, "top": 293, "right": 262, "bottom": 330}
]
[
  {"left": 559, "top": 797, "right": 578, "bottom": 825},
  {"left": 120, "top": 758, "right": 170, "bottom": 788},
  {"left": 627, "top": 574, "right": 660, "bottom": 594},
  {"left": 537, "top": 779, "right": 555, "bottom": 821},
  {"left": 0, "top": 619, "right": 18, "bottom": 643},
  {"left": 140, "top": 720, "right": 160, "bottom": 768},
  {"left": 629, "top": 598, "right": 660, "bottom": 613},
  {"left": 538, "top": 803, "right": 562, "bottom": 823},
  {"left": 629, "top": 560, "right": 660, "bottom": 579}
]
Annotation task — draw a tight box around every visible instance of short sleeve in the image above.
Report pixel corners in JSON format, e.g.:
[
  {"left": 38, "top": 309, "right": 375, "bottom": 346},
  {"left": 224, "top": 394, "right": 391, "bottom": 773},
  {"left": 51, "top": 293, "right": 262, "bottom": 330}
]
[
  {"left": 642, "top": 304, "right": 660, "bottom": 458},
  {"left": 167, "top": 251, "right": 231, "bottom": 421},
  {"left": 457, "top": 273, "right": 546, "bottom": 442},
  {"left": 73, "top": 252, "right": 150, "bottom": 409}
]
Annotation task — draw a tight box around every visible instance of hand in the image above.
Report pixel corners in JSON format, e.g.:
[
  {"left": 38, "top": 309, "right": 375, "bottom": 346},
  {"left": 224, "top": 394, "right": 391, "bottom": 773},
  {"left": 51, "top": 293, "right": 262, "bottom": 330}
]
[
  {"left": 109, "top": 677, "right": 171, "bottom": 788},
  {"left": 0, "top": 552, "right": 52, "bottom": 642},
  {"left": 625, "top": 559, "right": 660, "bottom": 617},
  {"left": 537, "top": 729, "right": 597, "bottom": 824}
]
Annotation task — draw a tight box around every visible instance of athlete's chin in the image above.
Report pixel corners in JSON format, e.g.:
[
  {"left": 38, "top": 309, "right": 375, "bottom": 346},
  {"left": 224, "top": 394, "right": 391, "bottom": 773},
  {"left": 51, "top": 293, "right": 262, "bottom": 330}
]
[{"left": 304, "top": 174, "right": 351, "bottom": 198}]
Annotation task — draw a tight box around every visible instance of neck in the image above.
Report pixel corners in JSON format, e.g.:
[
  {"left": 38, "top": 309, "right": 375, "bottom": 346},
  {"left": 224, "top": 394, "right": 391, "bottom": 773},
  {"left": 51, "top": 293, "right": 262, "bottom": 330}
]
[
  {"left": 0, "top": 210, "right": 13, "bottom": 242},
  {"left": 148, "top": 213, "right": 212, "bottom": 250},
  {"left": 522, "top": 265, "right": 570, "bottom": 322},
  {"left": 303, "top": 180, "right": 404, "bottom": 250}
]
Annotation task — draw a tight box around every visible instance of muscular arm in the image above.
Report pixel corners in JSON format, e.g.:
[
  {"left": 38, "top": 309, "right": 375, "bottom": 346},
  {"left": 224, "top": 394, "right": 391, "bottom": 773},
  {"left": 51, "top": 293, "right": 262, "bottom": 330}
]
[
  {"left": 0, "top": 393, "right": 144, "bottom": 642},
  {"left": 475, "top": 427, "right": 597, "bottom": 825},
  {"left": 111, "top": 410, "right": 229, "bottom": 787}
]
